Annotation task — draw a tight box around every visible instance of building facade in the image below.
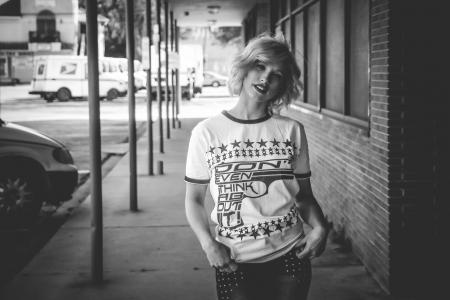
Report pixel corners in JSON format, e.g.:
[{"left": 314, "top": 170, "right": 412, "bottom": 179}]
[
  {"left": 243, "top": 0, "right": 446, "bottom": 297},
  {"left": 0, "top": 0, "right": 79, "bottom": 51},
  {"left": 0, "top": 0, "right": 79, "bottom": 83},
  {"left": 0, "top": 0, "right": 106, "bottom": 84}
]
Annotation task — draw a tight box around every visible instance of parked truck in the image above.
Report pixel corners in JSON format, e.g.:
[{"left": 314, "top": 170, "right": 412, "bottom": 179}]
[{"left": 29, "top": 55, "right": 128, "bottom": 102}]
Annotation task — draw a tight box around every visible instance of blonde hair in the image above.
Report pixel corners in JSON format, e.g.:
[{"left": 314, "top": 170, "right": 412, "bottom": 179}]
[{"left": 228, "top": 33, "right": 303, "bottom": 113}]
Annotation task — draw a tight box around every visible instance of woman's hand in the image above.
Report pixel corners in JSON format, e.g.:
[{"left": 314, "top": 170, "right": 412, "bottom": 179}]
[
  {"left": 294, "top": 226, "right": 328, "bottom": 260},
  {"left": 202, "top": 240, "right": 238, "bottom": 273}
]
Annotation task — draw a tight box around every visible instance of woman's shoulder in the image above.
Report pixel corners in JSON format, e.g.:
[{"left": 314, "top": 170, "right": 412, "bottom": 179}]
[
  {"left": 271, "top": 113, "right": 304, "bottom": 129},
  {"left": 192, "top": 112, "right": 228, "bottom": 133}
]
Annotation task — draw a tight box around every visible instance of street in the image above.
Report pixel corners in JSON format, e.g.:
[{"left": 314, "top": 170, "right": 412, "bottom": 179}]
[
  {"left": 0, "top": 84, "right": 234, "bottom": 122},
  {"left": 0, "top": 83, "right": 236, "bottom": 285}
]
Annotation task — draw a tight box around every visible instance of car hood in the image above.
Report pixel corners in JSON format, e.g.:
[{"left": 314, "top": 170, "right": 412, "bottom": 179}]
[{"left": 0, "top": 121, "right": 64, "bottom": 148}]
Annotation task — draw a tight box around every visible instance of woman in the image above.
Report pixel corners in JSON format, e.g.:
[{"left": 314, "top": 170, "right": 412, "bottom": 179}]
[{"left": 185, "top": 34, "right": 329, "bottom": 300}]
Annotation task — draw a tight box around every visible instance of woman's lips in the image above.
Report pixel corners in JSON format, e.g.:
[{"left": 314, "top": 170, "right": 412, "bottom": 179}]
[{"left": 253, "top": 83, "right": 268, "bottom": 94}]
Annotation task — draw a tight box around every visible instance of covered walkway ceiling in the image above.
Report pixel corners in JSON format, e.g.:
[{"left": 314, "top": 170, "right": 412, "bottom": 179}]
[{"left": 169, "top": 0, "right": 264, "bottom": 27}]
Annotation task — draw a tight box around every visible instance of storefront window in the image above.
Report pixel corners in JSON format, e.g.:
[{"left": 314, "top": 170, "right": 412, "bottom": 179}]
[{"left": 273, "top": 0, "right": 369, "bottom": 123}]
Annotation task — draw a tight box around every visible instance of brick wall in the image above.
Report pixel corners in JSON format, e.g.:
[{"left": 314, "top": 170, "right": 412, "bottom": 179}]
[
  {"left": 285, "top": 104, "right": 391, "bottom": 291},
  {"left": 285, "top": 0, "right": 447, "bottom": 296},
  {"left": 386, "top": 0, "right": 447, "bottom": 296},
  {"left": 284, "top": 0, "right": 392, "bottom": 291}
]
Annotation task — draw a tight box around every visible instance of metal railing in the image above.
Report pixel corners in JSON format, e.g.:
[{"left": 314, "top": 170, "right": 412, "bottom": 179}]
[{"left": 28, "top": 31, "right": 61, "bottom": 43}]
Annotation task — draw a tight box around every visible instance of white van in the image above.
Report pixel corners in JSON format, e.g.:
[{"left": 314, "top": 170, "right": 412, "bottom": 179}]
[
  {"left": 29, "top": 55, "right": 128, "bottom": 102},
  {"left": 100, "top": 57, "right": 146, "bottom": 91}
]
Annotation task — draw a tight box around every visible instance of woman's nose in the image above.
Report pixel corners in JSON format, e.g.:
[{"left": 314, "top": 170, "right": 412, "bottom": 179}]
[{"left": 259, "top": 71, "right": 269, "bottom": 84}]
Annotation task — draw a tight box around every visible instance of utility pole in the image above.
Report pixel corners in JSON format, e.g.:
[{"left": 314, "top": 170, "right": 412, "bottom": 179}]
[
  {"left": 126, "top": 0, "right": 138, "bottom": 211},
  {"left": 164, "top": 0, "right": 170, "bottom": 139},
  {"left": 156, "top": 0, "right": 164, "bottom": 153},
  {"left": 175, "top": 20, "right": 181, "bottom": 128},
  {"left": 86, "top": 0, "right": 103, "bottom": 283},
  {"left": 170, "top": 10, "right": 176, "bottom": 129},
  {"left": 145, "top": 0, "right": 154, "bottom": 175}
]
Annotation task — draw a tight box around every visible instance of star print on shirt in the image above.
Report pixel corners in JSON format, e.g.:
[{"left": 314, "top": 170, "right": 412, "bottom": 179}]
[
  {"left": 231, "top": 140, "right": 241, "bottom": 148},
  {"left": 237, "top": 231, "right": 246, "bottom": 240},
  {"left": 219, "top": 143, "right": 228, "bottom": 153},
  {"left": 285, "top": 219, "right": 293, "bottom": 227},
  {"left": 262, "top": 226, "right": 273, "bottom": 237},
  {"left": 208, "top": 146, "right": 215, "bottom": 154},
  {"left": 250, "top": 229, "right": 260, "bottom": 239},
  {"left": 271, "top": 138, "right": 280, "bottom": 147},
  {"left": 275, "top": 223, "right": 283, "bottom": 232},
  {"left": 257, "top": 139, "right": 267, "bottom": 147},
  {"left": 283, "top": 139, "right": 292, "bottom": 147},
  {"left": 244, "top": 139, "right": 254, "bottom": 148}
]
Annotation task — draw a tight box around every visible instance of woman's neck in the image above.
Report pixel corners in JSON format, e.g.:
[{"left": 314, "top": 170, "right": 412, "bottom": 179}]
[{"left": 228, "top": 94, "right": 270, "bottom": 120}]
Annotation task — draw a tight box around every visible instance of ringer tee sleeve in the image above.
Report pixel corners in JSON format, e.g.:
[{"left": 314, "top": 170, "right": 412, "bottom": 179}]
[
  {"left": 185, "top": 124, "right": 210, "bottom": 184},
  {"left": 293, "top": 123, "right": 311, "bottom": 179}
]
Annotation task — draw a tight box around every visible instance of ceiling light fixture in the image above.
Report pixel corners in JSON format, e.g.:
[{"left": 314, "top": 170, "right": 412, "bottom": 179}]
[{"left": 207, "top": 5, "right": 221, "bottom": 14}]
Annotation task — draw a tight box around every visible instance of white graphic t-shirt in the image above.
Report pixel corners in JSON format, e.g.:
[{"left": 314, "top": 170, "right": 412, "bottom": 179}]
[{"left": 185, "top": 111, "right": 311, "bottom": 263}]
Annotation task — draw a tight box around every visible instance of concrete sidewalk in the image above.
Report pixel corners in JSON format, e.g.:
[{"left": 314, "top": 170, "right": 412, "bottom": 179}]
[{"left": 0, "top": 114, "right": 394, "bottom": 299}]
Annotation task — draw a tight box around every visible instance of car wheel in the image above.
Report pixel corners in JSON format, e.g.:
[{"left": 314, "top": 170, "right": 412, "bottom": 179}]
[
  {"left": 212, "top": 81, "right": 220, "bottom": 87},
  {"left": 0, "top": 163, "right": 46, "bottom": 229},
  {"left": 44, "top": 93, "right": 56, "bottom": 103},
  {"left": 56, "top": 88, "right": 71, "bottom": 102},
  {"left": 106, "top": 88, "right": 119, "bottom": 101}
]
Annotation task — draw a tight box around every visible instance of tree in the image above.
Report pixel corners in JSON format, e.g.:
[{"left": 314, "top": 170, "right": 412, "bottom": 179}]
[{"left": 79, "top": 0, "right": 157, "bottom": 58}]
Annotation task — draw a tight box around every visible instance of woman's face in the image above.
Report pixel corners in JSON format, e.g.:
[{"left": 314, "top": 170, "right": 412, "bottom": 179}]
[{"left": 241, "top": 60, "right": 284, "bottom": 104}]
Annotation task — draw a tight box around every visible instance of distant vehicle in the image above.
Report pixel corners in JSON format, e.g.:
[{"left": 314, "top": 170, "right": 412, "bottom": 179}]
[
  {"left": 203, "top": 71, "right": 228, "bottom": 87},
  {"left": 29, "top": 55, "right": 128, "bottom": 102},
  {"left": 149, "top": 44, "right": 203, "bottom": 100},
  {"left": 0, "top": 118, "right": 78, "bottom": 228},
  {"left": 102, "top": 57, "right": 146, "bottom": 91}
]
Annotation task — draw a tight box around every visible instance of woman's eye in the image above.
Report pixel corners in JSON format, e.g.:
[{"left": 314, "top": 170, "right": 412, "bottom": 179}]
[
  {"left": 270, "top": 73, "right": 283, "bottom": 81},
  {"left": 255, "top": 64, "right": 265, "bottom": 71}
]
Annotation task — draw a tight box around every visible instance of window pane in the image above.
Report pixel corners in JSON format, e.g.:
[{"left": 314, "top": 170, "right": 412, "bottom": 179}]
[
  {"left": 0, "top": 58, "right": 6, "bottom": 76},
  {"left": 281, "top": 0, "right": 288, "bottom": 17},
  {"left": 349, "top": 0, "right": 369, "bottom": 120},
  {"left": 306, "top": 2, "right": 320, "bottom": 106},
  {"left": 291, "top": 0, "right": 304, "bottom": 9},
  {"left": 294, "top": 12, "right": 305, "bottom": 102},
  {"left": 284, "top": 19, "right": 291, "bottom": 47},
  {"left": 324, "top": 0, "right": 345, "bottom": 113}
]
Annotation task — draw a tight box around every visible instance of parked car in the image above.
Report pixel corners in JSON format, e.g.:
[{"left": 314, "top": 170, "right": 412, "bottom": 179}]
[
  {"left": 29, "top": 55, "right": 127, "bottom": 102},
  {"left": 202, "top": 71, "right": 228, "bottom": 87},
  {"left": 0, "top": 118, "right": 78, "bottom": 228}
]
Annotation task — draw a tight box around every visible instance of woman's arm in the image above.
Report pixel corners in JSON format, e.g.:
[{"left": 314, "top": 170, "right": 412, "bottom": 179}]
[
  {"left": 294, "top": 177, "right": 329, "bottom": 260},
  {"left": 185, "top": 183, "right": 237, "bottom": 272}
]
